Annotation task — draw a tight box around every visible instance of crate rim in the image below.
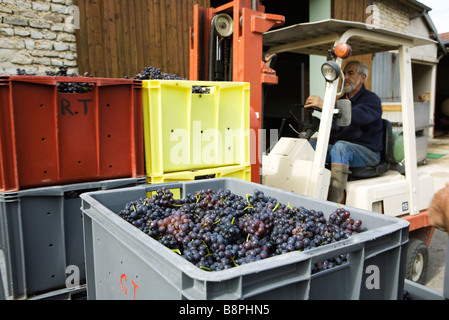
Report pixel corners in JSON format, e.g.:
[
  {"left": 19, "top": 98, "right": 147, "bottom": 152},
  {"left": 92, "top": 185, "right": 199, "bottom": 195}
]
[
  {"left": 0, "top": 75, "right": 140, "bottom": 86},
  {"left": 141, "top": 79, "right": 250, "bottom": 88},
  {"left": 0, "top": 176, "right": 146, "bottom": 198}
]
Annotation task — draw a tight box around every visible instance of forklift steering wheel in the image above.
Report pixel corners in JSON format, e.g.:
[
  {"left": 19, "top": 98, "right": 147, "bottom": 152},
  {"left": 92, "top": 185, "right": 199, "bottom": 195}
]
[{"left": 288, "top": 104, "right": 321, "bottom": 140}]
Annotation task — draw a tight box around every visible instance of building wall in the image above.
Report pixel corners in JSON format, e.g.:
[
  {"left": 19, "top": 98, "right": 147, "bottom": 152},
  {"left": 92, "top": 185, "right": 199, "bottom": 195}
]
[
  {"left": 74, "top": 0, "right": 209, "bottom": 79},
  {"left": 370, "top": 0, "right": 438, "bottom": 137},
  {"left": 0, "top": 0, "right": 78, "bottom": 75},
  {"left": 373, "top": 0, "right": 437, "bottom": 63},
  {"left": 409, "top": 15, "right": 438, "bottom": 63},
  {"left": 372, "top": 0, "right": 414, "bottom": 33},
  {"left": 0, "top": 0, "right": 208, "bottom": 78},
  {"left": 309, "top": 0, "right": 332, "bottom": 96}
]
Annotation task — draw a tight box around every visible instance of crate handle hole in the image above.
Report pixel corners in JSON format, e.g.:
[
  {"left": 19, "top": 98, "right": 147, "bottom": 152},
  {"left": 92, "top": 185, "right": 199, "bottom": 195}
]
[
  {"left": 57, "top": 82, "right": 94, "bottom": 93},
  {"left": 195, "top": 174, "right": 216, "bottom": 180},
  {"left": 192, "top": 86, "right": 212, "bottom": 94}
]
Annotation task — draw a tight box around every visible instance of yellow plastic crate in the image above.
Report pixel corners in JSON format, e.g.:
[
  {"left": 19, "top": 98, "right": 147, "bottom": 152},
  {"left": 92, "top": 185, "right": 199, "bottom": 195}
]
[{"left": 142, "top": 80, "right": 250, "bottom": 177}]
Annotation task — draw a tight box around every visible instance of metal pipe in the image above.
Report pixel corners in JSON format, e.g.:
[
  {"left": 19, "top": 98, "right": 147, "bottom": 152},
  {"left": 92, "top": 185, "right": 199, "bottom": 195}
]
[
  {"left": 251, "top": 0, "right": 258, "bottom": 11},
  {"left": 208, "top": 17, "right": 217, "bottom": 81}
]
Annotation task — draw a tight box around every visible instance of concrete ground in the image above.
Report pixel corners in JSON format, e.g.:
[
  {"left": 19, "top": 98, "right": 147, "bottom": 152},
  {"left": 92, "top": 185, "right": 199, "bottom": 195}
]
[{"left": 425, "top": 228, "right": 447, "bottom": 293}]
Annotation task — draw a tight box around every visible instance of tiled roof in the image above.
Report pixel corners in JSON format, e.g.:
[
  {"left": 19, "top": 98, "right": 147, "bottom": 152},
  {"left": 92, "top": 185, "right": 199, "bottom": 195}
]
[{"left": 440, "top": 32, "right": 449, "bottom": 43}]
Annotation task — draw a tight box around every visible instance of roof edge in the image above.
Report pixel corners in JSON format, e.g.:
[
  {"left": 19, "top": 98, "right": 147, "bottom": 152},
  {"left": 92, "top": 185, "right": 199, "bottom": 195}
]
[{"left": 406, "top": 0, "right": 432, "bottom": 12}]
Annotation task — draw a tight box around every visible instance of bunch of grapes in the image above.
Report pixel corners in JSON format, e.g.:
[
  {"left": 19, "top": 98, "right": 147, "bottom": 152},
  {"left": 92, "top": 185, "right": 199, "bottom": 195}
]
[
  {"left": 133, "top": 66, "right": 186, "bottom": 81},
  {"left": 56, "top": 81, "right": 94, "bottom": 93},
  {"left": 132, "top": 67, "right": 212, "bottom": 94},
  {"left": 116, "top": 187, "right": 364, "bottom": 273},
  {"left": 328, "top": 208, "right": 362, "bottom": 236},
  {"left": 47, "top": 66, "right": 95, "bottom": 93},
  {"left": 16, "top": 68, "right": 34, "bottom": 76},
  {"left": 15, "top": 66, "right": 95, "bottom": 93}
]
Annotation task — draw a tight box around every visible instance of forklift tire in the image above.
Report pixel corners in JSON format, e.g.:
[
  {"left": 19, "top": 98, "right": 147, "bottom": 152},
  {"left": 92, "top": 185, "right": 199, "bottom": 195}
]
[{"left": 405, "top": 238, "right": 428, "bottom": 285}]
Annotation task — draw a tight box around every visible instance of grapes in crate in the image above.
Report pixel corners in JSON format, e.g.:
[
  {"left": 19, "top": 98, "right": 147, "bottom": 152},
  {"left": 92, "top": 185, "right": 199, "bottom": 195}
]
[
  {"left": 133, "top": 66, "right": 186, "bottom": 81},
  {"left": 116, "top": 188, "right": 363, "bottom": 273},
  {"left": 16, "top": 66, "right": 95, "bottom": 93},
  {"left": 50, "top": 66, "right": 95, "bottom": 93}
]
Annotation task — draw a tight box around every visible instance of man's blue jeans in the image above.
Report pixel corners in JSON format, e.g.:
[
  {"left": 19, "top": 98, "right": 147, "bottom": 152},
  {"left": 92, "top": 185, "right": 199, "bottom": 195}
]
[{"left": 309, "top": 140, "right": 381, "bottom": 168}]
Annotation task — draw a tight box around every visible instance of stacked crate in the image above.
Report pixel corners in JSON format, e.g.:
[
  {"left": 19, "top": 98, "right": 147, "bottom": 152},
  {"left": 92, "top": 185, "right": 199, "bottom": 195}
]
[
  {"left": 0, "top": 76, "right": 252, "bottom": 299},
  {"left": 142, "top": 80, "right": 251, "bottom": 184},
  {"left": 0, "top": 76, "right": 145, "bottom": 299}
]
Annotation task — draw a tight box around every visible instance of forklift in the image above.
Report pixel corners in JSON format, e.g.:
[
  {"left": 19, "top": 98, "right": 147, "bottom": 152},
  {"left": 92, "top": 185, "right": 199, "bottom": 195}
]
[
  {"left": 189, "top": 1, "right": 439, "bottom": 286},
  {"left": 261, "top": 19, "right": 439, "bottom": 285}
]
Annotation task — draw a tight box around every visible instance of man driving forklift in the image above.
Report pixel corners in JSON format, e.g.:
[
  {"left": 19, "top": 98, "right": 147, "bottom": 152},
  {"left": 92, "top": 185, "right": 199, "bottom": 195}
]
[{"left": 304, "top": 60, "right": 383, "bottom": 203}]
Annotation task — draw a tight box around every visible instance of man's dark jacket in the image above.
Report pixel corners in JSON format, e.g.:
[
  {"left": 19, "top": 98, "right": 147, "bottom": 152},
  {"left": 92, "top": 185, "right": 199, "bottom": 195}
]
[{"left": 331, "top": 84, "right": 383, "bottom": 153}]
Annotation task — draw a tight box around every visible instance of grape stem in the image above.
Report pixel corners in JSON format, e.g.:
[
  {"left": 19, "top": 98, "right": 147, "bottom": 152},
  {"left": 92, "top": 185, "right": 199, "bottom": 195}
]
[{"left": 201, "top": 240, "right": 212, "bottom": 257}]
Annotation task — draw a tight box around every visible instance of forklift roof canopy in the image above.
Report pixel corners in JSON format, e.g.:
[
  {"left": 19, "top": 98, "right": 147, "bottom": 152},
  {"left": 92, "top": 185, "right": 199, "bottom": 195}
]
[{"left": 264, "top": 19, "right": 436, "bottom": 57}]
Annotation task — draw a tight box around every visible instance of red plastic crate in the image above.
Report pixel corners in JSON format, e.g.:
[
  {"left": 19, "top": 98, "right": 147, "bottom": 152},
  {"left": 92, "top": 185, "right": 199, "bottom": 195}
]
[{"left": 0, "top": 76, "right": 144, "bottom": 191}]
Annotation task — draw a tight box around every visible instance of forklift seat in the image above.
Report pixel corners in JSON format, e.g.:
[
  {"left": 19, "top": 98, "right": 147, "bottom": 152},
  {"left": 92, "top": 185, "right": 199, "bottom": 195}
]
[{"left": 349, "top": 119, "right": 393, "bottom": 180}]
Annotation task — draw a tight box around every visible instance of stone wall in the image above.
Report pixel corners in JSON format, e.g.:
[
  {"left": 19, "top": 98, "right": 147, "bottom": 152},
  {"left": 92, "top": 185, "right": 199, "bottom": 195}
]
[
  {"left": 0, "top": 0, "right": 78, "bottom": 75},
  {"left": 372, "top": 0, "right": 416, "bottom": 34}
]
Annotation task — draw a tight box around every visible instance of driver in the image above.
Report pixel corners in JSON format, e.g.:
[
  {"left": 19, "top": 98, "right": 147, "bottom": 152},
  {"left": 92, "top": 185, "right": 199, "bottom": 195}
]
[{"left": 304, "top": 60, "right": 383, "bottom": 203}]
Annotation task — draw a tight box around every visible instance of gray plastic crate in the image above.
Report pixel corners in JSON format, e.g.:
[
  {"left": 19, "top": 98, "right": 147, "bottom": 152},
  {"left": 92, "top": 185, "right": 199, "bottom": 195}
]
[
  {"left": 80, "top": 178, "right": 410, "bottom": 300},
  {"left": 404, "top": 280, "right": 445, "bottom": 300},
  {"left": 0, "top": 177, "right": 146, "bottom": 300}
]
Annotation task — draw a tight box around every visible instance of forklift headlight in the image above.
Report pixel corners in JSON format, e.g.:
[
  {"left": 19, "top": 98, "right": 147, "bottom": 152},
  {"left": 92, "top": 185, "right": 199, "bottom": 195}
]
[{"left": 321, "top": 61, "right": 341, "bottom": 82}]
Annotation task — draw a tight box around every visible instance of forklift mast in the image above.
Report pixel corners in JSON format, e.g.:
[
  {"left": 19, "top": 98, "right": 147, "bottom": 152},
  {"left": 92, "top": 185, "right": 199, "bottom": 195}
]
[{"left": 189, "top": 0, "right": 284, "bottom": 183}]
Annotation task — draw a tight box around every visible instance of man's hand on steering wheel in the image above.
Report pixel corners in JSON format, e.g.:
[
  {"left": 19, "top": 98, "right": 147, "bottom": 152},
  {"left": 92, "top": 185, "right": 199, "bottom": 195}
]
[{"left": 305, "top": 95, "right": 324, "bottom": 110}]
